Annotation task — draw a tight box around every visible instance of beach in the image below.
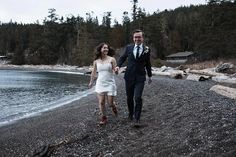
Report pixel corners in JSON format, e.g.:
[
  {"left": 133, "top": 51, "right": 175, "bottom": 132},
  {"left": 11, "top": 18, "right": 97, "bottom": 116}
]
[{"left": 0, "top": 74, "right": 236, "bottom": 157}]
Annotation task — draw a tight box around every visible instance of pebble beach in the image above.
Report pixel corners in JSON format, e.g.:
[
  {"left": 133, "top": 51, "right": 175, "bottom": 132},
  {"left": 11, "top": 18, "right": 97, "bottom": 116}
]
[{"left": 0, "top": 74, "right": 235, "bottom": 156}]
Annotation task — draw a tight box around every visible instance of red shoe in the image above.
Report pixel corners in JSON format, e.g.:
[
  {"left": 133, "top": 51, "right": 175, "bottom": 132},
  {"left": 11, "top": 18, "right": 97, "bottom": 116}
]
[{"left": 99, "top": 116, "right": 107, "bottom": 125}]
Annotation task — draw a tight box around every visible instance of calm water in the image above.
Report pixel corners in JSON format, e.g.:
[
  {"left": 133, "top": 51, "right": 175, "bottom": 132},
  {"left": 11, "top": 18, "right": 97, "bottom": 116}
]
[{"left": 0, "top": 69, "right": 92, "bottom": 126}]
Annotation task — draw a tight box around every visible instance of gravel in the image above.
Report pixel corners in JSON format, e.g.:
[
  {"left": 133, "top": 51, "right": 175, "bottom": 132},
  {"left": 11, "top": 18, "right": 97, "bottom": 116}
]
[{"left": 0, "top": 75, "right": 235, "bottom": 157}]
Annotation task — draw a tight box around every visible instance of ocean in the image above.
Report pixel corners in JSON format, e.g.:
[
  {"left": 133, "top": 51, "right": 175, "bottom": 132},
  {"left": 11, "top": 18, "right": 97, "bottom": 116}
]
[{"left": 0, "top": 69, "right": 93, "bottom": 127}]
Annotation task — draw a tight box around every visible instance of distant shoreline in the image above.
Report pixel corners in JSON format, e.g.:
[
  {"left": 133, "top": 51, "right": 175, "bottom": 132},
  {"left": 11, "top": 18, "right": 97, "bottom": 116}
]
[
  {"left": 0, "top": 64, "right": 92, "bottom": 74},
  {"left": 1, "top": 63, "right": 235, "bottom": 98}
]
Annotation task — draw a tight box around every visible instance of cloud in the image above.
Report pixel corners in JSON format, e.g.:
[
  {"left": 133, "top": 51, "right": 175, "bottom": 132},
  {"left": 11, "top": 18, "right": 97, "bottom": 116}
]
[{"left": 0, "top": 0, "right": 206, "bottom": 24}]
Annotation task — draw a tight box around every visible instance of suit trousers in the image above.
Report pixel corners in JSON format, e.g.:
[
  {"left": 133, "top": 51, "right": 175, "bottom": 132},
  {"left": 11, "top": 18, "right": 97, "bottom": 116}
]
[{"left": 125, "top": 80, "right": 144, "bottom": 121}]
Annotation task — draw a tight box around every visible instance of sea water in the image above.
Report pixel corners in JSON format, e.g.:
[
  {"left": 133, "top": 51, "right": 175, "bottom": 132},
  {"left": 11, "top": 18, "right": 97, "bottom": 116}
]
[{"left": 0, "top": 69, "right": 93, "bottom": 126}]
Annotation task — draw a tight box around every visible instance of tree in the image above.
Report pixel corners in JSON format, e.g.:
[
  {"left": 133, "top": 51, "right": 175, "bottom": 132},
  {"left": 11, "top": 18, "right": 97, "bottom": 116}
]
[
  {"left": 122, "top": 11, "right": 131, "bottom": 44},
  {"left": 46, "top": 8, "right": 58, "bottom": 23},
  {"left": 131, "top": 0, "right": 138, "bottom": 21},
  {"left": 102, "top": 12, "right": 112, "bottom": 28}
]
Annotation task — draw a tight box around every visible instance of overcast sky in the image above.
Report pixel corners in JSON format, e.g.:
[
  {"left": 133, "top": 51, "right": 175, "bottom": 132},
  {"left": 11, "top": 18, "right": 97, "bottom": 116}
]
[{"left": 0, "top": 0, "right": 206, "bottom": 24}]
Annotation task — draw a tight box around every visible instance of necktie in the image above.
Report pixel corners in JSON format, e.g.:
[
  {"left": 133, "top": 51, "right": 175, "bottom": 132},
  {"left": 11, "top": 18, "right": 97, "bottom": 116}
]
[{"left": 136, "top": 46, "right": 140, "bottom": 59}]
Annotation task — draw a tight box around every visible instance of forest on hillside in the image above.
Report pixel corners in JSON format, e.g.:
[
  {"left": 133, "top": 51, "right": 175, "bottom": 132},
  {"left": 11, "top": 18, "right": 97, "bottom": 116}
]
[{"left": 0, "top": 0, "right": 236, "bottom": 66}]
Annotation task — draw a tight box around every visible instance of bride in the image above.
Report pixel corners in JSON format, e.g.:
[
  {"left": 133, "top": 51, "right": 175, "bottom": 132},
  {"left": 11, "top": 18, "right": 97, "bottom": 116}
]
[{"left": 89, "top": 42, "right": 118, "bottom": 125}]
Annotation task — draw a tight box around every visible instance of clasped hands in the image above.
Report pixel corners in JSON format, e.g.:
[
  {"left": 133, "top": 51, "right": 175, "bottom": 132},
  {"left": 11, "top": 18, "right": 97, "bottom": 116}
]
[
  {"left": 114, "top": 66, "right": 152, "bottom": 84},
  {"left": 114, "top": 67, "right": 119, "bottom": 75}
]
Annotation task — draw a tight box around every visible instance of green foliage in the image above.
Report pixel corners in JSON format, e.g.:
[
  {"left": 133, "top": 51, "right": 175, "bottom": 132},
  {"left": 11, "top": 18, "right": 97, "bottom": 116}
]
[
  {"left": 143, "top": 1, "right": 236, "bottom": 60},
  {"left": 0, "top": 2, "right": 235, "bottom": 65},
  {"left": 151, "top": 58, "right": 164, "bottom": 67}
]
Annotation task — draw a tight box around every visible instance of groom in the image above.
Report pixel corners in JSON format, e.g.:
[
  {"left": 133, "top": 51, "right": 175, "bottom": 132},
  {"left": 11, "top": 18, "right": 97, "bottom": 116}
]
[{"left": 115, "top": 29, "right": 152, "bottom": 126}]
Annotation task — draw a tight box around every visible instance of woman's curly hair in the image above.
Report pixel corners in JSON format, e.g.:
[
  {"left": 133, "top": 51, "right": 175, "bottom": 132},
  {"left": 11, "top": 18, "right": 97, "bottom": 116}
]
[{"left": 94, "top": 42, "right": 115, "bottom": 60}]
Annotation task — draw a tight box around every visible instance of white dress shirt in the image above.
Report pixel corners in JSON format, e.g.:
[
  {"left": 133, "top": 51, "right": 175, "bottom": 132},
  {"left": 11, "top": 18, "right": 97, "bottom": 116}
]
[{"left": 133, "top": 44, "right": 143, "bottom": 58}]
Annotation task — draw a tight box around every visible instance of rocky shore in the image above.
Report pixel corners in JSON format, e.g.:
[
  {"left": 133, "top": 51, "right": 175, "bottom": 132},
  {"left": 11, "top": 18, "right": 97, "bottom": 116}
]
[{"left": 0, "top": 74, "right": 235, "bottom": 157}]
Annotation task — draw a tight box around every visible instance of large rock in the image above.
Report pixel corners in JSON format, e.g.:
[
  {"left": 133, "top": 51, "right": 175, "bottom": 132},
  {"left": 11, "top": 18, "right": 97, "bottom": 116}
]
[{"left": 215, "top": 63, "right": 234, "bottom": 73}]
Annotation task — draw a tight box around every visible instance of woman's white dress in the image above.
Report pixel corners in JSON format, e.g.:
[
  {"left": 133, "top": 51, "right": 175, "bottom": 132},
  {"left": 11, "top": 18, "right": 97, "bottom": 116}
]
[{"left": 95, "top": 61, "right": 117, "bottom": 96}]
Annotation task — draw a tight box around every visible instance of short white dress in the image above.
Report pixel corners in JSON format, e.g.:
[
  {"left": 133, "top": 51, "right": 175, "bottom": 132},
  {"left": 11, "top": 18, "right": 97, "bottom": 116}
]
[{"left": 95, "top": 59, "right": 117, "bottom": 96}]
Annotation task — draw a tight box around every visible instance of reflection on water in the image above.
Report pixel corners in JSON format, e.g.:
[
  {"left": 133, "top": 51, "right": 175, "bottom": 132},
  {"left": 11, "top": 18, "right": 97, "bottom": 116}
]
[{"left": 0, "top": 69, "right": 91, "bottom": 126}]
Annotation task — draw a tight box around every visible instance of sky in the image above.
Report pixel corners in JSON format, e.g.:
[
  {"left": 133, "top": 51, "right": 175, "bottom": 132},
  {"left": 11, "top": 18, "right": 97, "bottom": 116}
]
[{"left": 0, "top": 0, "right": 207, "bottom": 24}]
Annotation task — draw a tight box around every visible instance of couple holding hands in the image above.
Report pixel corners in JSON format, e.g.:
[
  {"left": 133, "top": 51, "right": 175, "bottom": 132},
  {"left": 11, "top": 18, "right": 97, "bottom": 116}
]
[{"left": 89, "top": 29, "right": 152, "bottom": 127}]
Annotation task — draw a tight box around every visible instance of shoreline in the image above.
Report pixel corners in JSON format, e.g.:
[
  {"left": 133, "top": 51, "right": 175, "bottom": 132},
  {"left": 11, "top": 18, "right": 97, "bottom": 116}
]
[
  {"left": 0, "top": 92, "right": 99, "bottom": 156},
  {"left": 0, "top": 74, "right": 126, "bottom": 156},
  {"left": 0, "top": 88, "right": 95, "bottom": 128},
  {"left": 0, "top": 67, "right": 93, "bottom": 128},
  {"left": 0, "top": 64, "right": 235, "bottom": 127},
  {"left": 0, "top": 64, "right": 92, "bottom": 74},
  {"left": 0, "top": 75, "right": 236, "bottom": 156}
]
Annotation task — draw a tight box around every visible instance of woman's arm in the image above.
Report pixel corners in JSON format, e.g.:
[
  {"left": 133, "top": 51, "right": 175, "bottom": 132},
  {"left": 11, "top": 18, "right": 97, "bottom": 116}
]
[
  {"left": 89, "top": 60, "right": 97, "bottom": 88},
  {"left": 111, "top": 57, "right": 117, "bottom": 73}
]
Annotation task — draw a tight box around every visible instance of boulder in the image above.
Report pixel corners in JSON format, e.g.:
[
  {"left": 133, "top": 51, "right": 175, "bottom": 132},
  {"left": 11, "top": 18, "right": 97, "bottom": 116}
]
[{"left": 215, "top": 63, "right": 234, "bottom": 73}]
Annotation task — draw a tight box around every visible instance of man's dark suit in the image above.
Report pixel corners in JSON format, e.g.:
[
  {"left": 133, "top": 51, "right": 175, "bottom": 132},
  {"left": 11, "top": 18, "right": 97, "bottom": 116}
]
[{"left": 118, "top": 44, "right": 152, "bottom": 121}]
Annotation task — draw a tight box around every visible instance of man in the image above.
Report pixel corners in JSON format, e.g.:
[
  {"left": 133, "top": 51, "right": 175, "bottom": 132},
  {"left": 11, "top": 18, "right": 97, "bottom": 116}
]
[{"left": 115, "top": 29, "right": 152, "bottom": 126}]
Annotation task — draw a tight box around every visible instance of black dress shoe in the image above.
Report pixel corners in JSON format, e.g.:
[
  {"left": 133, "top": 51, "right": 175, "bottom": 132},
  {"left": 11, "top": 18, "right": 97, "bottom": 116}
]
[
  {"left": 128, "top": 114, "right": 133, "bottom": 121},
  {"left": 133, "top": 120, "right": 141, "bottom": 128},
  {"left": 128, "top": 115, "right": 133, "bottom": 121}
]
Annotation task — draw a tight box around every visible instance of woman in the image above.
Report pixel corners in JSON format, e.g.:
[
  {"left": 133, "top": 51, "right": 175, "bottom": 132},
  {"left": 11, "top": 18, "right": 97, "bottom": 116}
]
[{"left": 89, "top": 43, "right": 118, "bottom": 125}]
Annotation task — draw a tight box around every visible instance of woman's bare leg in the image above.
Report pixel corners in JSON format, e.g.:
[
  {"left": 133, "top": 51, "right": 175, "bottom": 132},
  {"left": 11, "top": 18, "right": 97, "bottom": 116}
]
[
  {"left": 107, "top": 95, "right": 118, "bottom": 116},
  {"left": 97, "top": 93, "right": 106, "bottom": 116},
  {"left": 97, "top": 93, "right": 107, "bottom": 125}
]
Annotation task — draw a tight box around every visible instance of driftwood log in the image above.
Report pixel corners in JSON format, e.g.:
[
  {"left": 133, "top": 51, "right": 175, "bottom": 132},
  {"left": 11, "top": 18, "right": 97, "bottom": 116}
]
[{"left": 28, "top": 134, "right": 89, "bottom": 157}]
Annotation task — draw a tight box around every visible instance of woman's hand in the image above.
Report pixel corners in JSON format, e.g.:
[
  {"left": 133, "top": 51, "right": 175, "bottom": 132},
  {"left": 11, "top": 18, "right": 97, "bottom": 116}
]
[
  {"left": 114, "top": 66, "right": 119, "bottom": 75},
  {"left": 88, "top": 81, "right": 93, "bottom": 88}
]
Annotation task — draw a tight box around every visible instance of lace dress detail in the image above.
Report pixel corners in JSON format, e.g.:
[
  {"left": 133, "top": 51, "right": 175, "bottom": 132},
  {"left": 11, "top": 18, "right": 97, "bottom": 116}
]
[{"left": 95, "top": 60, "right": 117, "bottom": 96}]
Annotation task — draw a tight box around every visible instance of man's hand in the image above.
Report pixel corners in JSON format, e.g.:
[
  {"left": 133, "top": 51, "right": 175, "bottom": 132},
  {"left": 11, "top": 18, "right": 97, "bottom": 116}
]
[{"left": 148, "top": 77, "right": 152, "bottom": 84}]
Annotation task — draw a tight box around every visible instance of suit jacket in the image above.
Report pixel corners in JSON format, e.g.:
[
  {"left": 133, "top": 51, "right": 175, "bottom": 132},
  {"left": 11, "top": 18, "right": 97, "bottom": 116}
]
[{"left": 118, "top": 44, "right": 152, "bottom": 82}]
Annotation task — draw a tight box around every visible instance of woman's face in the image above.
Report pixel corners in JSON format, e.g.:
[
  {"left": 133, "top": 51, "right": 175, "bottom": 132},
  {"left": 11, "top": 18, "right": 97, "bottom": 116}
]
[{"left": 101, "top": 44, "right": 109, "bottom": 55}]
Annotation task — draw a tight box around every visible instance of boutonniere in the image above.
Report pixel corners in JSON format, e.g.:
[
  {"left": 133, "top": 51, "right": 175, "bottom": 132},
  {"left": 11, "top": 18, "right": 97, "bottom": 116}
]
[{"left": 144, "top": 46, "right": 149, "bottom": 54}]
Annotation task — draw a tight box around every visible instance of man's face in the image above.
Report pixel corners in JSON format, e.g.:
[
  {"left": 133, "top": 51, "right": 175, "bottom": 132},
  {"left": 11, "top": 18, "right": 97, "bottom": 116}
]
[{"left": 133, "top": 32, "right": 144, "bottom": 45}]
